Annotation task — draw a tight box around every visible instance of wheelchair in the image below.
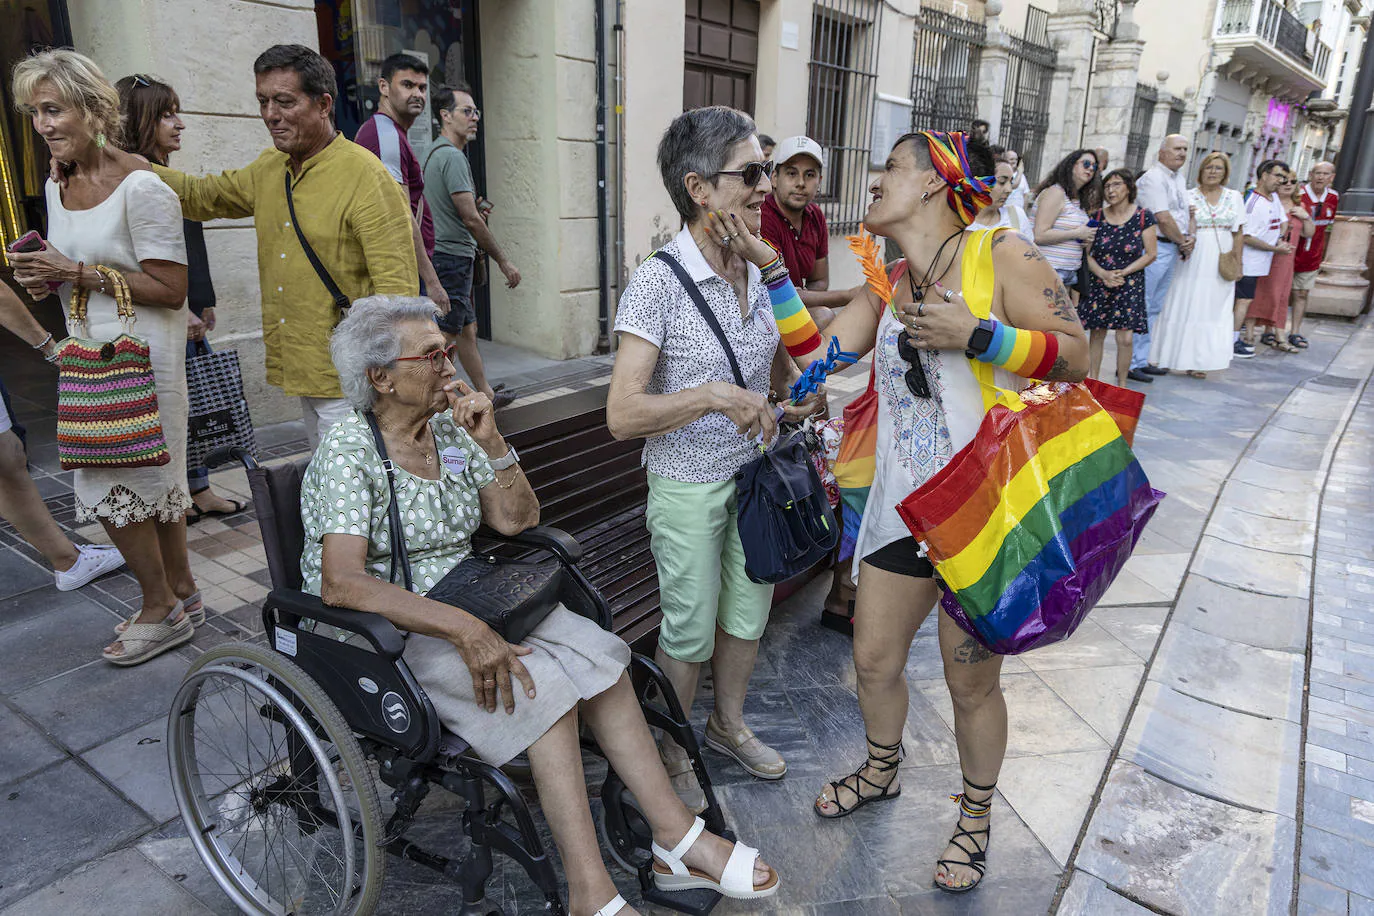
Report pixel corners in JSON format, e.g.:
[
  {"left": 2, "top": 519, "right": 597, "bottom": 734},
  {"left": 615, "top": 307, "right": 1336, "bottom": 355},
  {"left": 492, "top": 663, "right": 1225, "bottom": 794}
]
[{"left": 166, "top": 450, "right": 730, "bottom": 915}]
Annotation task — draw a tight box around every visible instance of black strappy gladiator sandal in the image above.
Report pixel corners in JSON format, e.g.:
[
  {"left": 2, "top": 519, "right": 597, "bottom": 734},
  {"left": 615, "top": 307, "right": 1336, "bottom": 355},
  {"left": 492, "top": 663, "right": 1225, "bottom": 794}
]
[
  {"left": 814, "top": 735, "right": 904, "bottom": 819},
  {"left": 934, "top": 778, "right": 995, "bottom": 894}
]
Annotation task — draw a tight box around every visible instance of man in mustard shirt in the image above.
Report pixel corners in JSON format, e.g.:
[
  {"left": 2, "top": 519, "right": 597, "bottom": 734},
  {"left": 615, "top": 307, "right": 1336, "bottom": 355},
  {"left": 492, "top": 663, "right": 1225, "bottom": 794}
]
[{"left": 153, "top": 44, "right": 418, "bottom": 448}]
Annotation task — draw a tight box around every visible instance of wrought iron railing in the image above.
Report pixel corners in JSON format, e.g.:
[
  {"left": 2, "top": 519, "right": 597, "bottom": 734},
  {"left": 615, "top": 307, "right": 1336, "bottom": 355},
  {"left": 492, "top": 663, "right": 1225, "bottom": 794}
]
[
  {"left": 1214, "top": 0, "right": 1333, "bottom": 79},
  {"left": 806, "top": 1, "right": 883, "bottom": 234},
  {"left": 1000, "top": 26, "right": 1057, "bottom": 183},
  {"left": 1125, "top": 83, "right": 1158, "bottom": 173},
  {"left": 910, "top": 8, "right": 986, "bottom": 135}
]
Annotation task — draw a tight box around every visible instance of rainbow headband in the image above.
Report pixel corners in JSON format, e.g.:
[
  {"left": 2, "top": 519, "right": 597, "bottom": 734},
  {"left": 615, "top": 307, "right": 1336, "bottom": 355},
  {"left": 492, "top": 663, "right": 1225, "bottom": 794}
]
[{"left": 919, "top": 130, "right": 995, "bottom": 226}]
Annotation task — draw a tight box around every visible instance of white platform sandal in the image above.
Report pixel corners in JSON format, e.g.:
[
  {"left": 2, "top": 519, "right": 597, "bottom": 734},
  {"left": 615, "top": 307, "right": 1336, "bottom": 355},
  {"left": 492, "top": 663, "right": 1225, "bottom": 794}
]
[
  {"left": 650, "top": 816, "right": 779, "bottom": 900},
  {"left": 592, "top": 893, "right": 628, "bottom": 915}
]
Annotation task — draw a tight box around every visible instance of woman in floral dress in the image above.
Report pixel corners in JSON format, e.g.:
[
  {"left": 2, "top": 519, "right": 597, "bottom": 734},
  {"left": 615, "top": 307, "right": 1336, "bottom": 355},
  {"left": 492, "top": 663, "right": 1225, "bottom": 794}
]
[{"left": 1080, "top": 169, "right": 1157, "bottom": 387}]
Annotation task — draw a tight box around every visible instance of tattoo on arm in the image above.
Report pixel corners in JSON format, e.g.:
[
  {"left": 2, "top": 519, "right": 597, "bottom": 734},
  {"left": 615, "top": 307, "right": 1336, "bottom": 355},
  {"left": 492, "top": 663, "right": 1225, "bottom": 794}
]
[
  {"left": 953, "top": 636, "right": 995, "bottom": 664},
  {"left": 1041, "top": 355, "right": 1075, "bottom": 380},
  {"left": 1043, "top": 285, "right": 1079, "bottom": 323}
]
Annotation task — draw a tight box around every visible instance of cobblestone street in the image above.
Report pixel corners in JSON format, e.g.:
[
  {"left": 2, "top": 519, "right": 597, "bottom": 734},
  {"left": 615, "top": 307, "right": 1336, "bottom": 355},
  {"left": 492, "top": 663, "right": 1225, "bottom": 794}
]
[{"left": 1, "top": 316, "right": 1372, "bottom": 915}]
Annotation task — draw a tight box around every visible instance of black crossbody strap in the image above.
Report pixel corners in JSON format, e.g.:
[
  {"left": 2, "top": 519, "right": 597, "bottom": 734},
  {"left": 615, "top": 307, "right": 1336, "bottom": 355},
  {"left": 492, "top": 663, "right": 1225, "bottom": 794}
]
[
  {"left": 284, "top": 170, "right": 351, "bottom": 313},
  {"left": 364, "top": 410, "right": 414, "bottom": 593},
  {"left": 655, "top": 250, "right": 747, "bottom": 388}
]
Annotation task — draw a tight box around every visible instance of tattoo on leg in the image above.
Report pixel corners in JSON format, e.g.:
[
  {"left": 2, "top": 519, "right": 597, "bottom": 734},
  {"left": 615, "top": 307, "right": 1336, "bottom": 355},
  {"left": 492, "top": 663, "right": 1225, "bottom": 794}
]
[{"left": 954, "top": 636, "right": 995, "bottom": 664}]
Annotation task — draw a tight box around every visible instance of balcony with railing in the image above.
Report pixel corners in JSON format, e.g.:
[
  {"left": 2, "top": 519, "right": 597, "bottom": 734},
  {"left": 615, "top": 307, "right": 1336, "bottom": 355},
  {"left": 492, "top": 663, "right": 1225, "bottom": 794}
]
[{"left": 1213, "top": 0, "right": 1333, "bottom": 94}]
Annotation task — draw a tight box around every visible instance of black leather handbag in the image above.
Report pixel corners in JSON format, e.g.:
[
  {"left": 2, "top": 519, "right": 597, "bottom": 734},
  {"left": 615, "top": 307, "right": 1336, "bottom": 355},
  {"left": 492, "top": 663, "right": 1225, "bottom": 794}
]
[{"left": 365, "top": 412, "right": 562, "bottom": 643}]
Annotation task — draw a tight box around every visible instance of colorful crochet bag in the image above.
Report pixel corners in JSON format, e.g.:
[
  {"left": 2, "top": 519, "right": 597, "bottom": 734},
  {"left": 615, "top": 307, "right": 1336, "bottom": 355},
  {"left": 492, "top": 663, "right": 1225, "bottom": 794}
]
[{"left": 55, "top": 265, "right": 171, "bottom": 470}]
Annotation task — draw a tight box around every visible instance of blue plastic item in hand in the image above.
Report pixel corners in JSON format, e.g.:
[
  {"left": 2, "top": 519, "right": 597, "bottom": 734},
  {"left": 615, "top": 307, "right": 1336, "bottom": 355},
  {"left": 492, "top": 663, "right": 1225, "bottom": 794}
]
[{"left": 789, "top": 337, "right": 859, "bottom": 403}]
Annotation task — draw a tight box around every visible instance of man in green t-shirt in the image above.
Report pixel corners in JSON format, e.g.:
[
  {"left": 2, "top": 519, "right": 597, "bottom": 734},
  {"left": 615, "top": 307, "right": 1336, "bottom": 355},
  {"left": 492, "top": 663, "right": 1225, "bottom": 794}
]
[{"left": 422, "top": 83, "right": 520, "bottom": 407}]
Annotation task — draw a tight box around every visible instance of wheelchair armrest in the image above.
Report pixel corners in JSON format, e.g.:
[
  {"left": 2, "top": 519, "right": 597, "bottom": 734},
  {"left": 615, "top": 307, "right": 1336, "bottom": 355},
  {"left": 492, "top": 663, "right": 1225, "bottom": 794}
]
[
  {"left": 477, "top": 524, "right": 584, "bottom": 564},
  {"left": 265, "top": 589, "right": 407, "bottom": 660}
]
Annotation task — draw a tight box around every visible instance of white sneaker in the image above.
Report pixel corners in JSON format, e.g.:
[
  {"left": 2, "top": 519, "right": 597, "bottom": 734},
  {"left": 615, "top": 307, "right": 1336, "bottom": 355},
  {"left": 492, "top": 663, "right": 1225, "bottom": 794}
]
[{"left": 55, "top": 544, "right": 127, "bottom": 591}]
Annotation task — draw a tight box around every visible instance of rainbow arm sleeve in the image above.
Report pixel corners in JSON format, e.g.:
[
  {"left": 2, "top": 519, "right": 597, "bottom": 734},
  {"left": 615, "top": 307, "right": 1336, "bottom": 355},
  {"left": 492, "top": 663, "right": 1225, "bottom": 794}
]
[
  {"left": 769, "top": 275, "right": 822, "bottom": 357},
  {"left": 974, "top": 319, "right": 1060, "bottom": 379}
]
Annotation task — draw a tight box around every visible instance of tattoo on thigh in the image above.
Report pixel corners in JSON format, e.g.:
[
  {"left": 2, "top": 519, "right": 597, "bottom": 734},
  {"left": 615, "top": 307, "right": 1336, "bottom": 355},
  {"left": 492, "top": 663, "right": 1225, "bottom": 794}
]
[{"left": 954, "top": 636, "right": 995, "bottom": 664}]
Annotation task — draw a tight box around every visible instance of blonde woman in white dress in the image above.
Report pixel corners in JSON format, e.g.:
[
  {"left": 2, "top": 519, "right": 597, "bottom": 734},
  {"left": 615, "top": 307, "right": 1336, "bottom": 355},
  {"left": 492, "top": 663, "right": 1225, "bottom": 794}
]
[
  {"left": 1149, "top": 152, "right": 1244, "bottom": 378},
  {"left": 10, "top": 50, "right": 198, "bottom": 666}
]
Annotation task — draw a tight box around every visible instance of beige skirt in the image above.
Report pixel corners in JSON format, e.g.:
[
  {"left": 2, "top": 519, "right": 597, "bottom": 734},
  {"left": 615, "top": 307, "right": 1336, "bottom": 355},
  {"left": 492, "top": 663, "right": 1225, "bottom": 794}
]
[{"left": 402, "top": 604, "right": 631, "bottom": 765}]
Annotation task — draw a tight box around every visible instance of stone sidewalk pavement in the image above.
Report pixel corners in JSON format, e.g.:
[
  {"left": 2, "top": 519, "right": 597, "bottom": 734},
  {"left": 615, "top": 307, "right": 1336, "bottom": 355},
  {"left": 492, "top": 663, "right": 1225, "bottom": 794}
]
[{"left": 0, "top": 319, "right": 1370, "bottom": 914}]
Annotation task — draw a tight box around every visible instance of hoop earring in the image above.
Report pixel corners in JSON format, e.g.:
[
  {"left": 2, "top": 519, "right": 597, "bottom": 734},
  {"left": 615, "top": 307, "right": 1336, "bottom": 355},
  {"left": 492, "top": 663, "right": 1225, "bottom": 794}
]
[{"left": 920, "top": 191, "right": 931, "bottom": 203}]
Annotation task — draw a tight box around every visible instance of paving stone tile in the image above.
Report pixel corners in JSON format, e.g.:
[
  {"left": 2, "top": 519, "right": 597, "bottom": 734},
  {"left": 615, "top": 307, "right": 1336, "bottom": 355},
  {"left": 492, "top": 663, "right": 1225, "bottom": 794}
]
[
  {"left": 893, "top": 875, "right": 1060, "bottom": 914},
  {"left": 915, "top": 672, "right": 1107, "bottom": 758},
  {"left": 0, "top": 548, "right": 53, "bottom": 601},
  {"left": 1117, "top": 552, "right": 1190, "bottom": 602},
  {"left": 1077, "top": 761, "right": 1294, "bottom": 916},
  {"left": 1297, "top": 874, "right": 1351, "bottom": 916},
  {"left": 1303, "top": 824, "right": 1374, "bottom": 899},
  {"left": 1018, "top": 618, "right": 1142, "bottom": 672},
  {"left": 1089, "top": 604, "right": 1169, "bottom": 660},
  {"left": 1168, "top": 575, "right": 1310, "bottom": 653},
  {"left": 1192, "top": 535, "right": 1313, "bottom": 598},
  {"left": 11, "top": 646, "right": 195, "bottom": 752},
  {"left": 1037, "top": 664, "right": 1144, "bottom": 744},
  {"left": 786, "top": 681, "right": 959, "bottom": 772},
  {"left": 1150, "top": 624, "right": 1305, "bottom": 722},
  {"left": 1207, "top": 503, "right": 1317, "bottom": 556},
  {"left": 1249, "top": 427, "right": 1331, "bottom": 472},
  {"left": 0, "top": 703, "right": 65, "bottom": 787},
  {"left": 81, "top": 715, "right": 180, "bottom": 823},
  {"left": 134, "top": 825, "right": 243, "bottom": 916},
  {"left": 996, "top": 748, "right": 1110, "bottom": 865},
  {"left": 0, "top": 593, "right": 123, "bottom": 693},
  {"left": 1058, "top": 869, "right": 1155, "bottom": 914},
  {"left": 0, "top": 847, "right": 212, "bottom": 915},
  {"left": 0, "top": 759, "right": 151, "bottom": 908},
  {"left": 1097, "top": 567, "right": 1174, "bottom": 607},
  {"left": 1224, "top": 479, "right": 1321, "bottom": 522},
  {"left": 1120, "top": 680, "right": 1300, "bottom": 814}
]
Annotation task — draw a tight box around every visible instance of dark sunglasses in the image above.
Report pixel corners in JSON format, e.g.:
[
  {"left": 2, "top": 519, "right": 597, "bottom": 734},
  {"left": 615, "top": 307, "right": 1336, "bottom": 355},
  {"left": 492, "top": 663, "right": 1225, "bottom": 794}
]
[
  {"left": 897, "top": 331, "right": 931, "bottom": 398},
  {"left": 715, "top": 160, "right": 776, "bottom": 187},
  {"left": 1079, "top": 158, "right": 1098, "bottom": 172},
  {"left": 132, "top": 74, "right": 153, "bottom": 88},
  {"left": 395, "top": 343, "right": 460, "bottom": 373}
]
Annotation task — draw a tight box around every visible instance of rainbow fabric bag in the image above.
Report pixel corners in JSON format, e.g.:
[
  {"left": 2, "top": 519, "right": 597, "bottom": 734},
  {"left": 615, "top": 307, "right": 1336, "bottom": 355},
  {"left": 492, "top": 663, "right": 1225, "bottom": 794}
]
[
  {"left": 894, "top": 229, "right": 1163, "bottom": 654},
  {"left": 56, "top": 266, "right": 171, "bottom": 470}
]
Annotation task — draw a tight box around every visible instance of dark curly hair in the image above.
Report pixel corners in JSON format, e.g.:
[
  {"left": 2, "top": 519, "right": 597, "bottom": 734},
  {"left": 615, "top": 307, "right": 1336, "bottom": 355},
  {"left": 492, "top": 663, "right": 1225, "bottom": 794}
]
[{"left": 1034, "top": 148, "right": 1103, "bottom": 212}]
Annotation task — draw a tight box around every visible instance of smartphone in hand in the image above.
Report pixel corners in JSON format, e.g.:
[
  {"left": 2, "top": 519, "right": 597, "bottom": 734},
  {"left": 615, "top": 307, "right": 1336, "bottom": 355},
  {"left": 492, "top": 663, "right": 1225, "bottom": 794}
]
[{"left": 7, "top": 230, "right": 45, "bottom": 254}]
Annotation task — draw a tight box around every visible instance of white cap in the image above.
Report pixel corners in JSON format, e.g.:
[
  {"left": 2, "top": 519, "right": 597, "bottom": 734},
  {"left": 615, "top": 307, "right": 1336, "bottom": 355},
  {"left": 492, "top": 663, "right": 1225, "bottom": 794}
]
[{"left": 772, "top": 136, "right": 825, "bottom": 170}]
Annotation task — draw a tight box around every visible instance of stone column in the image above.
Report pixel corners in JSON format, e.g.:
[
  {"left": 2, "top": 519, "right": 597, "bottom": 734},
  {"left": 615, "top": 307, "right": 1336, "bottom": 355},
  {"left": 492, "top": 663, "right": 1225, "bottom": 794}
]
[
  {"left": 1081, "top": 0, "right": 1145, "bottom": 165},
  {"left": 977, "top": 0, "right": 1012, "bottom": 143},
  {"left": 1147, "top": 73, "right": 1174, "bottom": 152},
  {"left": 1043, "top": 0, "right": 1098, "bottom": 159},
  {"left": 1308, "top": 216, "right": 1373, "bottom": 316}
]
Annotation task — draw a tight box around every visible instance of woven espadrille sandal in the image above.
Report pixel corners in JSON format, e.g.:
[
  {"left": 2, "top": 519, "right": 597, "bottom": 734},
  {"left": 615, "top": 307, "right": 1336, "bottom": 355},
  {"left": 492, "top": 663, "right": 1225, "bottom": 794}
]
[
  {"left": 116, "top": 591, "right": 203, "bottom": 634},
  {"left": 103, "top": 604, "right": 194, "bottom": 667}
]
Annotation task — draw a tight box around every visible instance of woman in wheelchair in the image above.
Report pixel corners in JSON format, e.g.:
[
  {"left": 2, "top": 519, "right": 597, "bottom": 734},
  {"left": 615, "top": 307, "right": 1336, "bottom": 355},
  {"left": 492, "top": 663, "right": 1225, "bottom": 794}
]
[{"left": 299, "top": 296, "right": 779, "bottom": 915}]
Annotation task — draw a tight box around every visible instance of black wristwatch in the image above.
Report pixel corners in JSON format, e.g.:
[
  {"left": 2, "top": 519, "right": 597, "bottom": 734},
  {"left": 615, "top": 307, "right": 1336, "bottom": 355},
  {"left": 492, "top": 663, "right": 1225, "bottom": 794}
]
[{"left": 965, "top": 318, "right": 996, "bottom": 360}]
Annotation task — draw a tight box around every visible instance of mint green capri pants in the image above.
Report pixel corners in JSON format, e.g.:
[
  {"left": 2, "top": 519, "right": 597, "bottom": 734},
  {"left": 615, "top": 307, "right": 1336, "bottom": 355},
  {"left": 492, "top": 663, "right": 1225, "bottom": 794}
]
[{"left": 645, "top": 472, "right": 774, "bottom": 664}]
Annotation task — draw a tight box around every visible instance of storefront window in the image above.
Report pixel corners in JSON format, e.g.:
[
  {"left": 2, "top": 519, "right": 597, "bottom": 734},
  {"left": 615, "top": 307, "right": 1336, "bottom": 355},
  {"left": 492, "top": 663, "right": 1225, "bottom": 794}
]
[{"left": 0, "top": 0, "right": 71, "bottom": 246}]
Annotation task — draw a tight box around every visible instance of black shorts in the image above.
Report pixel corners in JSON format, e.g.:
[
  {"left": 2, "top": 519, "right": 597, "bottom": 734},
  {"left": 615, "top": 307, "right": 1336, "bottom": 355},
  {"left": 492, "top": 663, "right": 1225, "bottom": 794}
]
[
  {"left": 432, "top": 251, "right": 477, "bottom": 334},
  {"left": 1236, "top": 275, "right": 1261, "bottom": 299},
  {"left": 862, "top": 537, "right": 935, "bottom": 578}
]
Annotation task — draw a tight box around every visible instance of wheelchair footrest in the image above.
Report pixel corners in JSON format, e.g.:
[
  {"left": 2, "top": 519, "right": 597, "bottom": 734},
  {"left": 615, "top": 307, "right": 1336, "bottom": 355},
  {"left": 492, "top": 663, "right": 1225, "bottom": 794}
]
[{"left": 636, "top": 872, "right": 721, "bottom": 915}]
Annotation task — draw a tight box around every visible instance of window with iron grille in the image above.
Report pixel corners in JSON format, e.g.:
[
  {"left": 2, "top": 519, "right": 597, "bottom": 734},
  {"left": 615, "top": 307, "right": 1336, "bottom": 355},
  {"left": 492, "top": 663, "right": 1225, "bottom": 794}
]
[
  {"left": 910, "top": 8, "right": 987, "bottom": 136},
  {"left": 1124, "top": 83, "right": 1158, "bottom": 173},
  {"left": 807, "top": 1, "right": 882, "bottom": 234},
  {"left": 1167, "top": 101, "right": 1184, "bottom": 137},
  {"left": 999, "top": 7, "right": 1056, "bottom": 182}
]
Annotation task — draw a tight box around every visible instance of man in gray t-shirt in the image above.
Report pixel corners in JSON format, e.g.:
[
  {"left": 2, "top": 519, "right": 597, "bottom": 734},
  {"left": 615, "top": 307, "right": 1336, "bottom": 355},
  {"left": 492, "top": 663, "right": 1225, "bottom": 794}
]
[{"left": 422, "top": 83, "right": 520, "bottom": 406}]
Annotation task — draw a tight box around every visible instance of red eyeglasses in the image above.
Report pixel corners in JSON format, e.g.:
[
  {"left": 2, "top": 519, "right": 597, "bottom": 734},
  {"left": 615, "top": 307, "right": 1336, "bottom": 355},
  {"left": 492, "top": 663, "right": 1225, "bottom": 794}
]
[{"left": 394, "top": 344, "right": 460, "bottom": 372}]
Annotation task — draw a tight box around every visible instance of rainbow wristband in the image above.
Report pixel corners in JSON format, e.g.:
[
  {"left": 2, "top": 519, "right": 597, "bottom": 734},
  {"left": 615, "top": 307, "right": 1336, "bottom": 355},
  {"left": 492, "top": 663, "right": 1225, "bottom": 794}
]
[
  {"left": 769, "top": 274, "right": 822, "bottom": 356},
  {"left": 974, "top": 319, "right": 1059, "bottom": 379}
]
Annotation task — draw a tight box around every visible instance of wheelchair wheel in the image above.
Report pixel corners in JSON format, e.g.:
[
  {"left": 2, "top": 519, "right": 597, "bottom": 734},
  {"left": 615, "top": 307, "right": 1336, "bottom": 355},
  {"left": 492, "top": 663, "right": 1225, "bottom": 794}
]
[
  {"left": 597, "top": 780, "right": 652, "bottom": 875},
  {"left": 168, "top": 642, "right": 385, "bottom": 915}
]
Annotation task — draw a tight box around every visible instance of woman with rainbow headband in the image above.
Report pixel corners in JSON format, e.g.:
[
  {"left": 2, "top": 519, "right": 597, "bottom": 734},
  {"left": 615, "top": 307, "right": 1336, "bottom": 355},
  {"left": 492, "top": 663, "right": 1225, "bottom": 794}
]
[{"left": 709, "top": 130, "right": 1088, "bottom": 893}]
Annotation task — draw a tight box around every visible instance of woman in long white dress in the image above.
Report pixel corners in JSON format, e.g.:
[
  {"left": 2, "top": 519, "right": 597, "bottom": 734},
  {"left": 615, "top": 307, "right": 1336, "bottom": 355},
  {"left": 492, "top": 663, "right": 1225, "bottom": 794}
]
[
  {"left": 1149, "top": 152, "right": 1244, "bottom": 377},
  {"left": 10, "top": 50, "right": 199, "bottom": 666}
]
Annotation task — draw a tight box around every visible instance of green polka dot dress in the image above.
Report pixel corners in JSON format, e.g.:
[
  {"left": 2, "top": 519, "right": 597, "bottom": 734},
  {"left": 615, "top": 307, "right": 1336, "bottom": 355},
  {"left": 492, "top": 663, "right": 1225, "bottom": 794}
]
[{"left": 299, "top": 409, "right": 630, "bottom": 765}]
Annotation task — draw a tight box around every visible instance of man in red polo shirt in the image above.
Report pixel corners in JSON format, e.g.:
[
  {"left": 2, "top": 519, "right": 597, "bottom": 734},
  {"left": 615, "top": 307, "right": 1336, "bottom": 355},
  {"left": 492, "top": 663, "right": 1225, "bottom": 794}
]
[
  {"left": 760, "top": 136, "right": 858, "bottom": 325},
  {"left": 1290, "top": 161, "right": 1338, "bottom": 349}
]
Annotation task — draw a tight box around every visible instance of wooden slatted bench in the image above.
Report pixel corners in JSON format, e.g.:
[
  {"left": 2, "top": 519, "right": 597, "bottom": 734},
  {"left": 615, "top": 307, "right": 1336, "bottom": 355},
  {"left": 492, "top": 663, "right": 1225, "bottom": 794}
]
[{"left": 486, "top": 386, "right": 816, "bottom": 655}]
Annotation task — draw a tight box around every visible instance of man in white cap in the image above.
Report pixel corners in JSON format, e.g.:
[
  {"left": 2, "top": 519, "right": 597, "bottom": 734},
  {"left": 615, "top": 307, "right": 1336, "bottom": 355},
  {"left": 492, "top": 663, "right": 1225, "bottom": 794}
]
[{"left": 760, "top": 136, "right": 858, "bottom": 317}]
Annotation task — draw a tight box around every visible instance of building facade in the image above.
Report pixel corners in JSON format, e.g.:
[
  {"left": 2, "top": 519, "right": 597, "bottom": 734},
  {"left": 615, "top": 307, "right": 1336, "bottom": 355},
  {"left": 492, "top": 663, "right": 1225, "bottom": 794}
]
[{"left": 2, "top": 0, "right": 1369, "bottom": 428}]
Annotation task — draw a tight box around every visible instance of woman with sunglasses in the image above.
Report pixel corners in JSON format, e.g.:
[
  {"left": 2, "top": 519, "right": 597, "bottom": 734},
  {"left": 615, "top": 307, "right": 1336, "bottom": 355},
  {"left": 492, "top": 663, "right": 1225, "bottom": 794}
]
[
  {"left": 608, "top": 106, "right": 823, "bottom": 811},
  {"left": 708, "top": 130, "right": 1088, "bottom": 893},
  {"left": 115, "top": 73, "right": 247, "bottom": 524},
  {"left": 1031, "top": 149, "right": 1104, "bottom": 302}
]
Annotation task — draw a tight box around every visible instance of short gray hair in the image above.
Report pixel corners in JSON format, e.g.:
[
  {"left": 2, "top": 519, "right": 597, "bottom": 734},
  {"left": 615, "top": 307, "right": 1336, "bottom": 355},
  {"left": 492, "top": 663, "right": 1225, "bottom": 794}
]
[
  {"left": 657, "top": 106, "right": 757, "bottom": 222},
  {"left": 330, "top": 296, "right": 440, "bottom": 410}
]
